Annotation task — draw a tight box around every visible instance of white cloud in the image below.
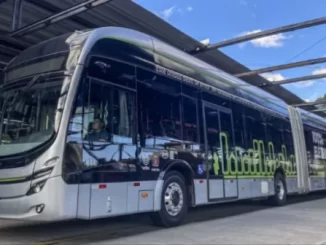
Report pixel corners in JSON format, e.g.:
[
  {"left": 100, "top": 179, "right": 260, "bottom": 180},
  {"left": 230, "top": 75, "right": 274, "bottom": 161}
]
[
  {"left": 186, "top": 6, "right": 193, "bottom": 12},
  {"left": 261, "top": 72, "right": 285, "bottom": 82},
  {"left": 293, "top": 80, "right": 315, "bottom": 88},
  {"left": 239, "top": 29, "right": 288, "bottom": 48},
  {"left": 161, "top": 5, "right": 193, "bottom": 19},
  {"left": 304, "top": 92, "right": 320, "bottom": 102},
  {"left": 240, "top": 0, "right": 247, "bottom": 5},
  {"left": 261, "top": 72, "right": 314, "bottom": 88},
  {"left": 312, "top": 67, "right": 326, "bottom": 80},
  {"left": 161, "top": 6, "right": 176, "bottom": 19},
  {"left": 200, "top": 38, "right": 210, "bottom": 46}
]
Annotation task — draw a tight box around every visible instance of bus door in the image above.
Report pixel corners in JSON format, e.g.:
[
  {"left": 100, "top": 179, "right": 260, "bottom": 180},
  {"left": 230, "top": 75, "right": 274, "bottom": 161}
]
[{"left": 202, "top": 102, "right": 238, "bottom": 202}]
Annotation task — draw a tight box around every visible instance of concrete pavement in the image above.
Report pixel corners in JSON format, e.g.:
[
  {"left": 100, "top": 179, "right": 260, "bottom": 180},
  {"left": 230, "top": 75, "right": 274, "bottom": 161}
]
[{"left": 0, "top": 193, "right": 325, "bottom": 245}]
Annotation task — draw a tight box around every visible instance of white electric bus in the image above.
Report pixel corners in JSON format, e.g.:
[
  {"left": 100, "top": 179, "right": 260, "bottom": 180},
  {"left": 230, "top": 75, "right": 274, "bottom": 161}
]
[{"left": 0, "top": 27, "right": 325, "bottom": 227}]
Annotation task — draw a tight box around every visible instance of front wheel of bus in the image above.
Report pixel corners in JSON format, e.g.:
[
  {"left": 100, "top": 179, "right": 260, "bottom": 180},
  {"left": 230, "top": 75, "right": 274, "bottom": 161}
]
[{"left": 150, "top": 171, "right": 188, "bottom": 227}]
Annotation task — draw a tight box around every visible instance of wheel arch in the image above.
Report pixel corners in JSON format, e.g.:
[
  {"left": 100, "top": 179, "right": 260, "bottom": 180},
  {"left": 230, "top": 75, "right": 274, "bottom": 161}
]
[
  {"left": 153, "top": 160, "right": 195, "bottom": 211},
  {"left": 274, "top": 166, "right": 288, "bottom": 193}
]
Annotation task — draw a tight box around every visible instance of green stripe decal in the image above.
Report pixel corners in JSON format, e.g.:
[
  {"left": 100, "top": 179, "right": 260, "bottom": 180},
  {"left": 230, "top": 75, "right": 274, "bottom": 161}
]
[{"left": 0, "top": 176, "right": 27, "bottom": 183}]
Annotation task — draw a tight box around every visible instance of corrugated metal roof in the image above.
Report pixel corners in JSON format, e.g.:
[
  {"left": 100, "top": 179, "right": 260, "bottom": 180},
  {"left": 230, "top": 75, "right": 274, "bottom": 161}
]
[{"left": 0, "top": 0, "right": 320, "bottom": 114}]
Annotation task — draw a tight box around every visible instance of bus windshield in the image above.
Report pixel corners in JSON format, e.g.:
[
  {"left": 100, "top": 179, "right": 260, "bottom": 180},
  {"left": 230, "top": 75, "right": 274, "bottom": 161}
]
[{"left": 0, "top": 75, "right": 70, "bottom": 156}]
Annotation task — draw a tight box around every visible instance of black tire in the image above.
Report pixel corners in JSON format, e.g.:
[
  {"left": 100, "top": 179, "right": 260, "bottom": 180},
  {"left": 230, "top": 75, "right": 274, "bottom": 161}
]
[
  {"left": 268, "top": 172, "right": 287, "bottom": 206},
  {"left": 150, "top": 171, "right": 188, "bottom": 227}
]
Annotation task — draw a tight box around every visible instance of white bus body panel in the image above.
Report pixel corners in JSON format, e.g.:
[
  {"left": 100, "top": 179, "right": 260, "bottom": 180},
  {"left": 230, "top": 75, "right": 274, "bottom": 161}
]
[
  {"left": 0, "top": 176, "right": 77, "bottom": 221},
  {"left": 76, "top": 181, "right": 157, "bottom": 219}
]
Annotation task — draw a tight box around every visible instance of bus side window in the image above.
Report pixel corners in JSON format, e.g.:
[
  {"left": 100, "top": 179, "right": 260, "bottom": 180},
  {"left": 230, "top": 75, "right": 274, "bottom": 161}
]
[
  {"left": 244, "top": 108, "right": 266, "bottom": 147},
  {"left": 232, "top": 102, "right": 245, "bottom": 149},
  {"left": 87, "top": 56, "right": 136, "bottom": 89},
  {"left": 136, "top": 68, "right": 182, "bottom": 146},
  {"left": 304, "top": 128, "right": 314, "bottom": 171},
  {"left": 265, "top": 116, "right": 284, "bottom": 174},
  {"left": 82, "top": 78, "right": 135, "bottom": 144},
  {"left": 244, "top": 108, "right": 266, "bottom": 174},
  {"left": 84, "top": 56, "right": 137, "bottom": 143},
  {"left": 232, "top": 102, "right": 246, "bottom": 173},
  {"left": 182, "top": 96, "right": 199, "bottom": 143},
  {"left": 283, "top": 124, "right": 294, "bottom": 157}
]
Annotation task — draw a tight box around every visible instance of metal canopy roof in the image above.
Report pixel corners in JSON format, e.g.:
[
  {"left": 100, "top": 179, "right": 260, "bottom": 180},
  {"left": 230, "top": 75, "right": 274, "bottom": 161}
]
[{"left": 0, "top": 0, "right": 318, "bottom": 114}]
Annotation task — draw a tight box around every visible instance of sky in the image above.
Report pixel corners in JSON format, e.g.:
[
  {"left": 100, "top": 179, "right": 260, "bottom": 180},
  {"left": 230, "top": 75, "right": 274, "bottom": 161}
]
[{"left": 134, "top": 0, "right": 326, "bottom": 102}]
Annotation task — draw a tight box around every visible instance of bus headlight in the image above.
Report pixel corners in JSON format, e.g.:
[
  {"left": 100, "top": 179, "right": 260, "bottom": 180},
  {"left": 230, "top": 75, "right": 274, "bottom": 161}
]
[
  {"left": 32, "top": 167, "right": 53, "bottom": 180},
  {"left": 42, "top": 156, "right": 59, "bottom": 168},
  {"left": 27, "top": 180, "right": 47, "bottom": 196}
]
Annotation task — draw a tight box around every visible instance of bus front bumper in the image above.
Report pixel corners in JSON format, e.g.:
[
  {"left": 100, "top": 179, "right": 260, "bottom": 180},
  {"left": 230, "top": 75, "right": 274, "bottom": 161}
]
[
  {"left": 0, "top": 195, "right": 50, "bottom": 221},
  {"left": 0, "top": 176, "right": 72, "bottom": 221}
]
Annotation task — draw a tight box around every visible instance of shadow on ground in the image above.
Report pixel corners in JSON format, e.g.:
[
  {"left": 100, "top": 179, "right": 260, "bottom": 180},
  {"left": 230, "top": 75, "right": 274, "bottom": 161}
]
[{"left": 0, "top": 191, "right": 325, "bottom": 244}]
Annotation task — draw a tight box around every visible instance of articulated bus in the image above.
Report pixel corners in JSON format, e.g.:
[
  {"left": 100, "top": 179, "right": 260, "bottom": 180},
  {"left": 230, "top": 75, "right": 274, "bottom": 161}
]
[{"left": 0, "top": 27, "right": 325, "bottom": 227}]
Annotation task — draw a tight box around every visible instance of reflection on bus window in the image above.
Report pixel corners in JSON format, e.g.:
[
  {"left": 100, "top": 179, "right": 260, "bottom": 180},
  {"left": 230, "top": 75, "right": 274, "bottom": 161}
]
[
  {"left": 232, "top": 102, "right": 245, "bottom": 149},
  {"left": 137, "top": 68, "right": 182, "bottom": 146},
  {"left": 182, "top": 97, "right": 199, "bottom": 143},
  {"left": 245, "top": 108, "right": 266, "bottom": 147},
  {"left": 0, "top": 76, "right": 68, "bottom": 156},
  {"left": 80, "top": 78, "right": 134, "bottom": 144},
  {"left": 266, "top": 116, "right": 283, "bottom": 155}
]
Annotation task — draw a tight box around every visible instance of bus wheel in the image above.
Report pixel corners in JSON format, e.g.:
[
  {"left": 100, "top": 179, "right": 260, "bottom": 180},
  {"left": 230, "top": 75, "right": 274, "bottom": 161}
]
[
  {"left": 150, "top": 171, "right": 188, "bottom": 227},
  {"left": 269, "top": 172, "right": 287, "bottom": 206}
]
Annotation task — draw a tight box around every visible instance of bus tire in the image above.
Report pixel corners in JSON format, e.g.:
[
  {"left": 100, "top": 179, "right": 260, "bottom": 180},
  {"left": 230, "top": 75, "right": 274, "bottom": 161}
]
[
  {"left": 269, "top": 172, "right": 287, "bottom": 206},
  {"left": 150, "top": 171, "right": 188, "bottom": 227}
]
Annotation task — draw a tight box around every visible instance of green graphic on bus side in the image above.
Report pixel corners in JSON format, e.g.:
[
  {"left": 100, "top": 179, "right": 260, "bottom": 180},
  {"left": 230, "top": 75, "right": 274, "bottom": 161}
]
[{"left": 213, "top": 131, "right": 297, "bottom": 177}]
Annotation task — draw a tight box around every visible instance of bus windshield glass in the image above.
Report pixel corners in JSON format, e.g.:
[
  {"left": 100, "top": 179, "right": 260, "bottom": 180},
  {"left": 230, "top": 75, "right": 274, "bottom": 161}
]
[{"left": 0, "top": 75, "right": 70, "bottom": 156}]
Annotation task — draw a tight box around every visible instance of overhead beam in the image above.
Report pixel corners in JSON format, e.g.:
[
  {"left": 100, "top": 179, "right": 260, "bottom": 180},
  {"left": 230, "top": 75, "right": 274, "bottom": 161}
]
[
  {"left": 0, "top": 54, "right": 12, "bottom": 64},
  {"left": 190, "top": 16, "right": 326, "bottom": 54},
  {"left": 0, "top": 34, "right": 30, "bottom": 50},
  {"left": 26, "top": 0, "right": 98, "bottom": 29},
  {"left": 236, "top": 57, "right": 326, "bottom": 78},
  {"left": 10, "top": 0, "right": 112, "bottom": 37},
  {"left": 12, "top": 0, "right": 23, "bottom": 31},
  {"left": 0, "top": 44, "right": 20, "bottom": 56},
  {"left": 293, "top": 99, "right": 326, "bottom": 107},
  {"left": 260, "top": 73, "right": 326, "bottom": 87},
  {"left": 312, "top": 108, "right": 326, "bottom": 112},
  {"left": 0, "top": 60, "right": 7, "bottom": 66}
]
